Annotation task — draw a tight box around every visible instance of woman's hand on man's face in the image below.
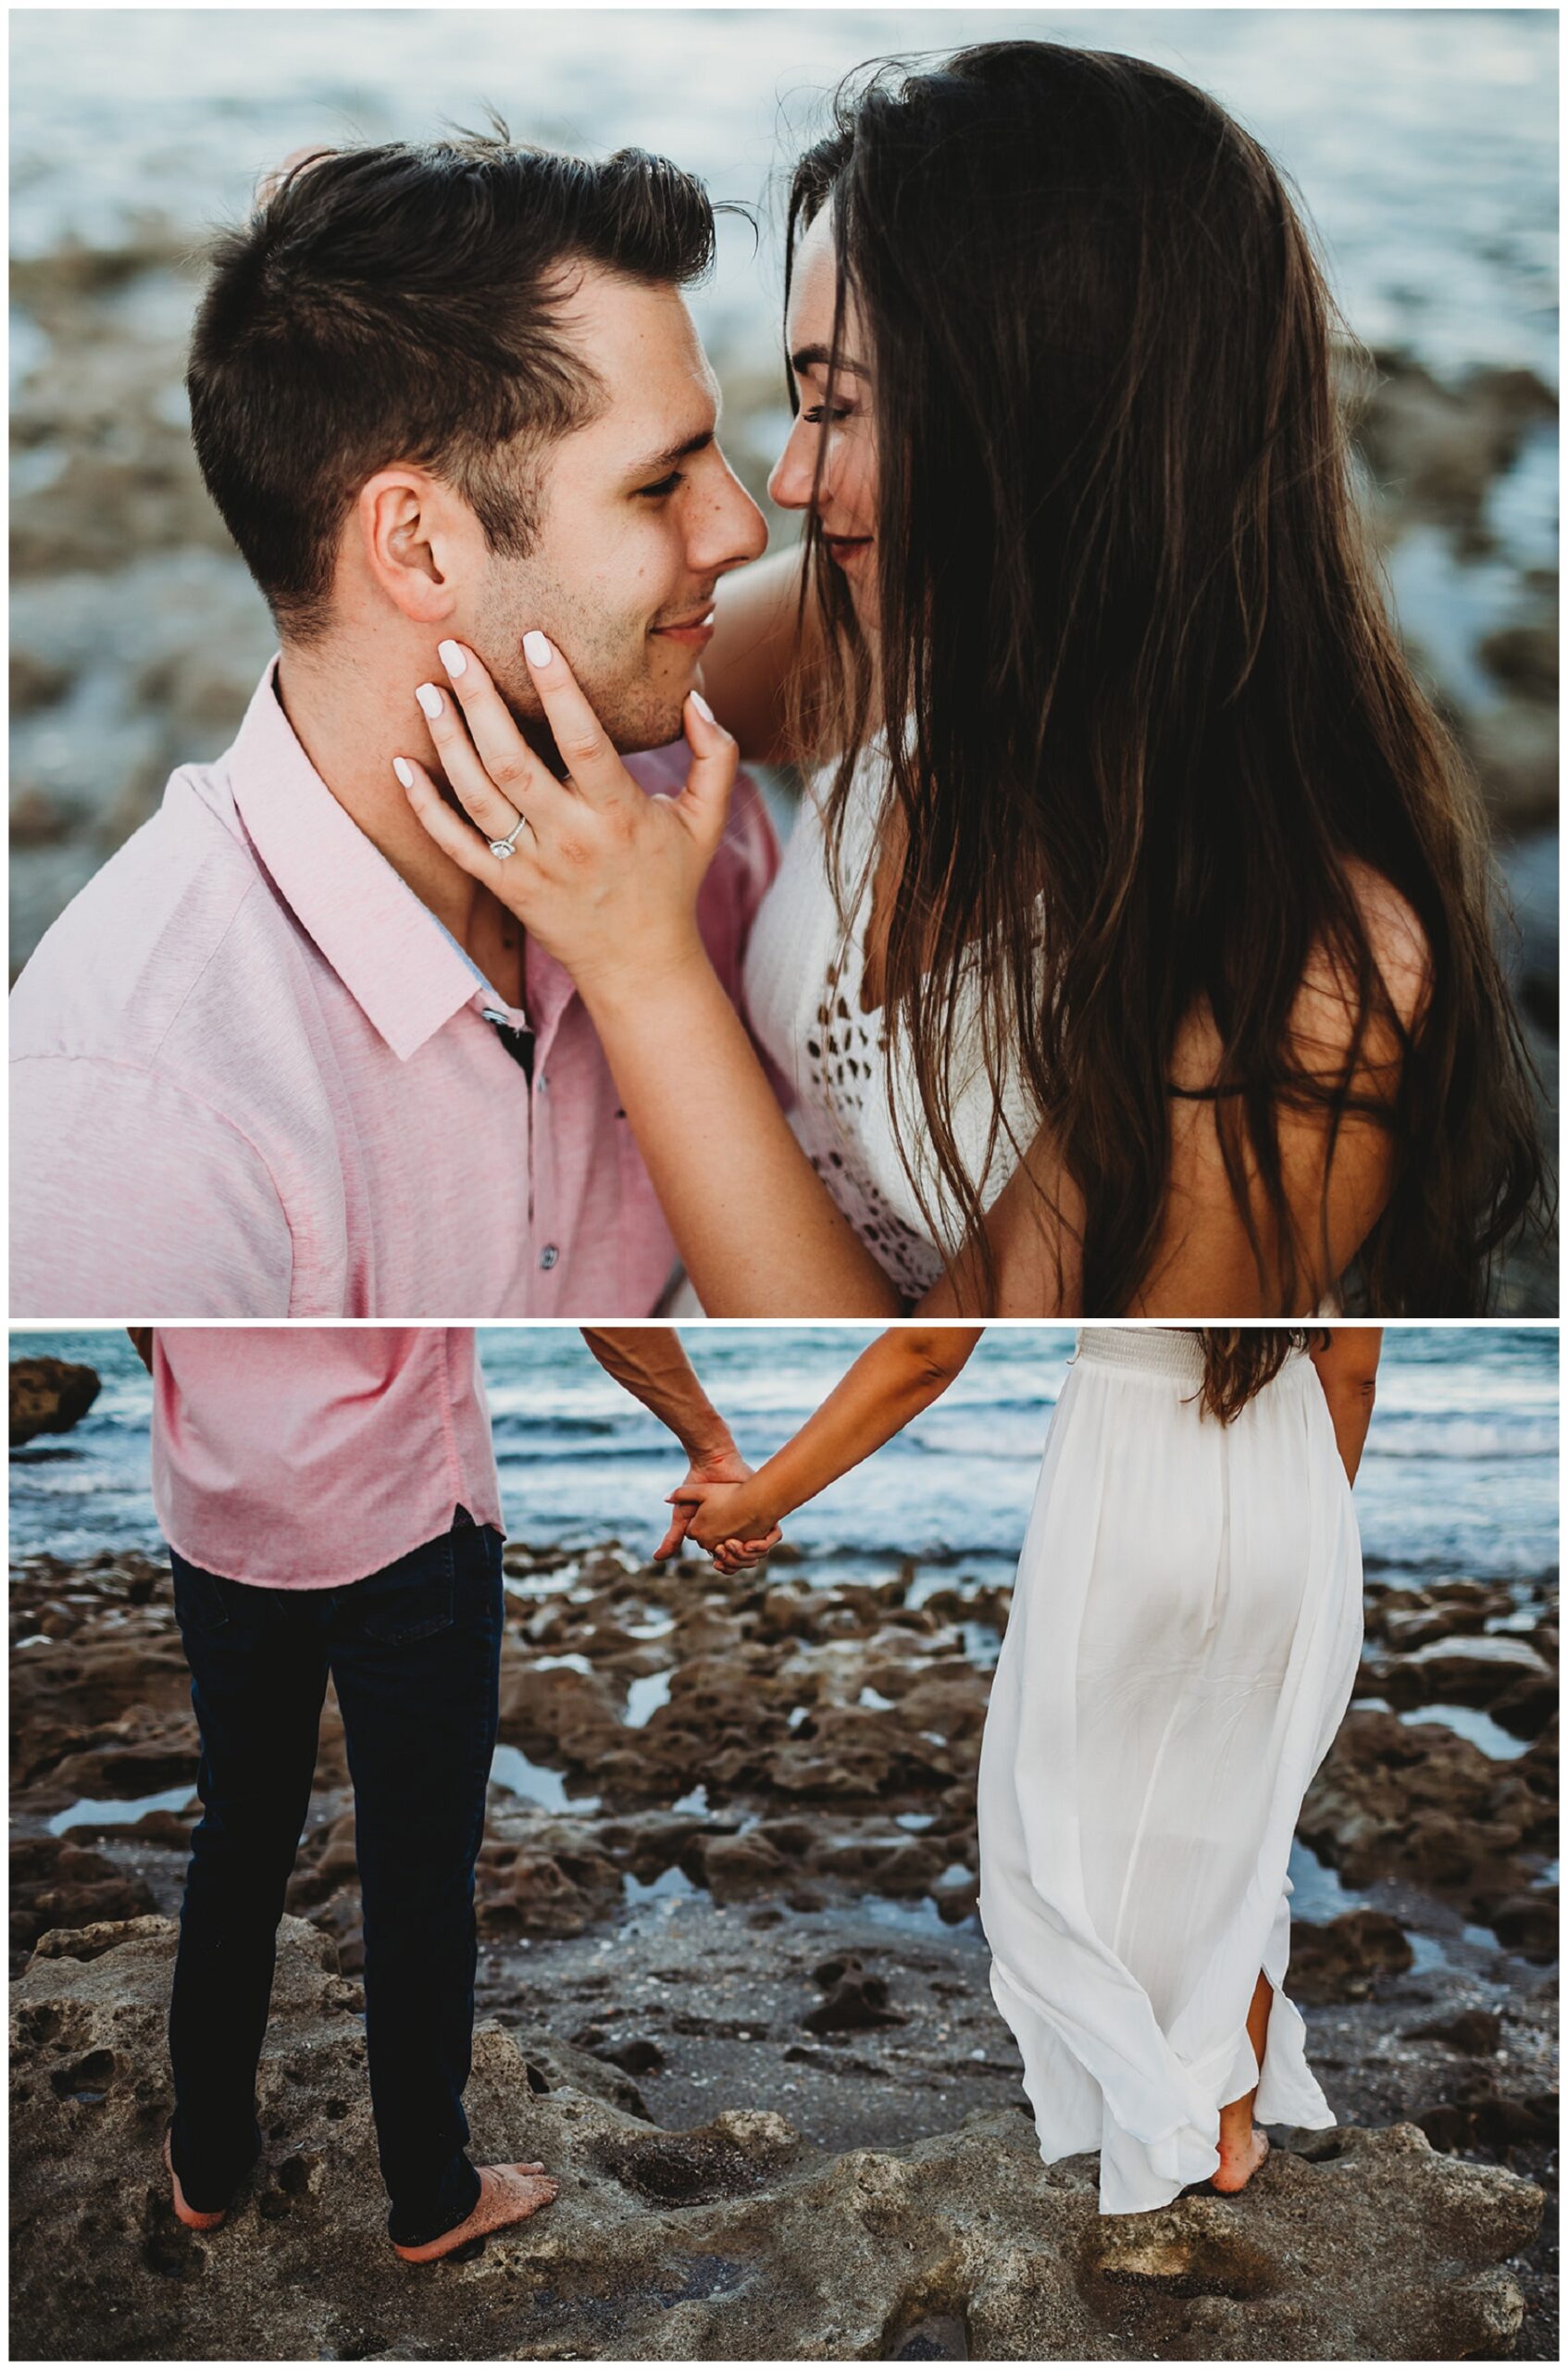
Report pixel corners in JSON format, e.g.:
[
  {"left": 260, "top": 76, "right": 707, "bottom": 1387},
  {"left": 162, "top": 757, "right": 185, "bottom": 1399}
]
[{"left": 396, "top": 633, "right": 738, "bottom": 1009}]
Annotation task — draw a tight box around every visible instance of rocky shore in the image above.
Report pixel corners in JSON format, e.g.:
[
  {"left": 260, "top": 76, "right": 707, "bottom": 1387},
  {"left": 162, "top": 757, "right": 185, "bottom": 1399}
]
[
  {"left": 11, "top": 1914, "right": 1545, "bottom": 2363},
  {"left": 9, "top": 1535, "right": 1558, "bottom": 2359},
  {"left": 6, "top": 222, "right": 1559, "bottom": 1302}
]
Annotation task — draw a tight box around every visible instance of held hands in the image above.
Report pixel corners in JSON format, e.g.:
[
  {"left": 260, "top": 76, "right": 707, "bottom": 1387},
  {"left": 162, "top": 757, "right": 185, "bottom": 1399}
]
[
  {"left": 396, "top": 634, "right": 738, "bottom": 1005},
  {"left": 665, "top": 1472, "right": 783, "bottom": 1575},
  {"left": 653, "top": 1444, "right": 783, "bottom": 1571}
]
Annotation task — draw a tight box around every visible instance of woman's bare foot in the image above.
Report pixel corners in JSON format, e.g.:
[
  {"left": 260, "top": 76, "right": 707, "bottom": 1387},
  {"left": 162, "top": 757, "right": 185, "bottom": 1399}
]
[
  {"left": 1212, "top": 2126, "right": 1270, "bottom": 2194},
  {"left": 163, "top": 2129, "right": 227, "bottom": 2231},
  {"left": 392, "top": 2163, "right": 559, "bottom": 2264}
]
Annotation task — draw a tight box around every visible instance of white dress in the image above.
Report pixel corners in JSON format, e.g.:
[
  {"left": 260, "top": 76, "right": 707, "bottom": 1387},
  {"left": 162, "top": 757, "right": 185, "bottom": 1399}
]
[
  {"left": 977, "top": 1326, "right": 1363, "bottom": 2214},
  {"left": 742, "top": 760, "right": 1038, "bottom": 1296}
]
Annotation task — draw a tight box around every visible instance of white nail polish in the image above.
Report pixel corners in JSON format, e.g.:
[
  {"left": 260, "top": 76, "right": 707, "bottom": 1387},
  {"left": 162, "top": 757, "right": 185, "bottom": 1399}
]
[
  {"left": 437, "top": 639, "right": 467, "bottom": 679},
  {"left": 523, "top": 630, "right": 553, "bottom": 668},
  {"left": 392, "top": 757, "right": 414, "bottom": 789},
  {"left": 416, "top": 683, "right": 442, "bottom": 719},
  {"left": 690, "top": 690, "right": 715, "bottom": 723}
]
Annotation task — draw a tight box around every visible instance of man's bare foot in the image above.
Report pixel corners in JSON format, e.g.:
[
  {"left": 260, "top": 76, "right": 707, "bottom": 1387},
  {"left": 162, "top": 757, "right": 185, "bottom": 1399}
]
[
  {"left": 1212, "top": 2127, "right": 1270, "bottom": 2194},
  {"left": 163, "top": 2129, "right": 226, "bottom": 2231},
  {"left": 392, "top": 2164, "right": 558, "bottom": 2264}
]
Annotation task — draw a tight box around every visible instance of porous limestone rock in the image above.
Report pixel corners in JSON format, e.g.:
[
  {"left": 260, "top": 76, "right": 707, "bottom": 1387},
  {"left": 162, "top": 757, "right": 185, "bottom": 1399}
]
[{"left": 11, "top": 1915, "right": 1542, "bottom": 2361}]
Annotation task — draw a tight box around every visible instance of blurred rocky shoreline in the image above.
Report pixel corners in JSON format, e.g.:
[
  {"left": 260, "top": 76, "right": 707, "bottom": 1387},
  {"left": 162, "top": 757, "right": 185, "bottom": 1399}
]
[
  {"left": 7, "top": 223, "right": 1559, "bottom": 1302},
  {"left": 9, "top": 1525, "right": 1558, "bottom": 2359}
]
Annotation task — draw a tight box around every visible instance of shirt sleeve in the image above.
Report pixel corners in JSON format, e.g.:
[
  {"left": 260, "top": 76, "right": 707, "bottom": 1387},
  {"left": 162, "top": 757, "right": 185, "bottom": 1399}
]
[{"left": 9, "top": 1056, "right": 295, "bottom": 1316}]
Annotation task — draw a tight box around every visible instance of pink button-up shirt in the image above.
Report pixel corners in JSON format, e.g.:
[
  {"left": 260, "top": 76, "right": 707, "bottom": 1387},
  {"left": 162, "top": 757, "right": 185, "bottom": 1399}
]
[
  {"left": 151, "top": 1327, "right": 503, "bottom": 1588},
  {"left": 10, "top": 663, "right": 779, "bottom": 1316}
]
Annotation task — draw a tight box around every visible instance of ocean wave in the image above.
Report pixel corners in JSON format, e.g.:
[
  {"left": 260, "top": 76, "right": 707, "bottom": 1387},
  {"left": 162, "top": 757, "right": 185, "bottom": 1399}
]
[{"left": 1363, "top": 1416, "right": 1559, "bottom": 1461}]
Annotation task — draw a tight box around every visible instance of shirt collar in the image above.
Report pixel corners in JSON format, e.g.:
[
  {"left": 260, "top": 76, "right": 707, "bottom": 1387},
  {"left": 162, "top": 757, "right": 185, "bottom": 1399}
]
[{"left": 223, "top": 660, "right": 503, "bottom": 1062}]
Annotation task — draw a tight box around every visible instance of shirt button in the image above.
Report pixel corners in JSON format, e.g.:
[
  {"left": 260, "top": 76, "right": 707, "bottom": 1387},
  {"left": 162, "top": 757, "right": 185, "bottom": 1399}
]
[{"left": 539, "top": 1244, "right": 559, "bottom": 1271}]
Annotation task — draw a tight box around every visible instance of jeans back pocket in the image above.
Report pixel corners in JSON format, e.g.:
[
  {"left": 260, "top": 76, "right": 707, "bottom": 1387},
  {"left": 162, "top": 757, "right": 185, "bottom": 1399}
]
[{"left": 354, "top": 1533, "right": 457, "bottom": 1645}]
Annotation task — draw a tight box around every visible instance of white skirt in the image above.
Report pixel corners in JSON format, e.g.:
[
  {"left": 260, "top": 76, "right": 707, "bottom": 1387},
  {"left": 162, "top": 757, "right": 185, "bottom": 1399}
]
[{"left": 977, "top": 1326, "right": 1363, "bottom": 2214}]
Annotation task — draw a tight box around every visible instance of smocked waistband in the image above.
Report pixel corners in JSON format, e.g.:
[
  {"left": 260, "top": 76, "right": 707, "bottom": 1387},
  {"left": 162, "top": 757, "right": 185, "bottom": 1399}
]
[
  {"left": 1073, "top": 1328, "right": 1211, "bottom": 1384},
  {"left": 1073, "top": 1328, "right": 1309, "bottom": 1388}
]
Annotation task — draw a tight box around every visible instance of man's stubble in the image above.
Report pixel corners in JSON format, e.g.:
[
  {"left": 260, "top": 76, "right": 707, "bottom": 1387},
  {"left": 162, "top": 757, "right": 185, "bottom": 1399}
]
[{"left": 471, "top": 560, "right": 689, "bottom": 767}]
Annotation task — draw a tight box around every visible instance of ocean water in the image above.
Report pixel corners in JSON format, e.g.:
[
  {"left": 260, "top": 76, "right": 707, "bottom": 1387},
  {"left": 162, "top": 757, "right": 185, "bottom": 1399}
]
[
  {"left": 8, "top": 7, "right": 1559, "bottom": 384},
  {"left": 9, "top": 1325, "right": 1558, "bottom": 1596}
]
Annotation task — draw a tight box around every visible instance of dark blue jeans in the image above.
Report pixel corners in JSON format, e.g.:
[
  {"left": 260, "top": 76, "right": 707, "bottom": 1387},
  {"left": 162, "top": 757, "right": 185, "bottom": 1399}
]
[{"left": 167, "top": 1512, "right": 503, "bottom": 2247}]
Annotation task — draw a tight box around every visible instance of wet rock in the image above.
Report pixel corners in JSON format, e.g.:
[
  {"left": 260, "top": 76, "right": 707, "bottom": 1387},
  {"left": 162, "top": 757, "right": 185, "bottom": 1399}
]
[
  {"left": 813, "top": 1835, "right": 946, "bottom": 1899},
  {"left": 931, "top": 1866, "right": 981, "bottom": 1926},
  {"left": 603, "top": 2037, "right": 666, "bottom": 2077},
  {"left": 686, "top": 1830, "right": 790, "bottom": 1905},
  {"left": 9, "top": 649, "right": 74, "bottom": 714},
  {"left": 804, "top": 1957, "right": 907, "bottom": 2035},
  {"left": 1489, "top": 1891, "right": 1560, "bottom": 1960},
  {"left": 1300, "top": 1708, "right": 1555, "bottom": 1940},
  {"left": 1407, "top": 2009, "right": 1504, "bottom": 2056},
  {"left": 1481, "top": 617, "right": 1558, "bottom": 703},
  {"left": 1287, "top": 1911, "right": 1415, "bottom": 2004},
  {"left": 286, "top": 1802, "right": 625, "bottom": 1951},
  {"left": 1418, "top": 2085, "right": 1560, "bottom": 2159},
  {"left": 9, "top": 1356, "right": 101, "bottom": 1447},
  {"left": 9, "top": 782, "right": 86, "bottom": 847},
  {"left": 498, "top": 1657, "right": 623, "bottom": 1768},
  {"left": 36, "top": 1707, "right": 202, "bottom": 1806},
  {"left": 1490, "top": 1675, "right": 1559, "bottom": 1741},
  {"left": 1461, "top": 682, "right": 1560, "bottom": 831},
  {"left": 476, "top": 1819, "right": 624, "bottom": 1940},
  {"left": 1354, "top": 353, "right": 1557, "bottom": 537},
  {"left": 10, "top": 1837, "right": 157, "bottom": 1961},
  {"left": 1364, "top": 1633, "right": 1556, "bottom": 1712},
  {"left": 7, "top": 1917, "right": 1545, "bottom": 2362},
  {"left": 1363, "top": 1578, "right": 1516, "bottom": 1650}
]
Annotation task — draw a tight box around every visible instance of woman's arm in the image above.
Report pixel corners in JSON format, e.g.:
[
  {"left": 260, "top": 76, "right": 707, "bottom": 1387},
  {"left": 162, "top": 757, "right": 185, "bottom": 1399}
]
[
  {"left": 401, "top": 644, "right": 1418, "bottom": 1319},
  {"left": 678, "top": 1326, "right": 986, "bottom": 1559},
  {"left": 699, "top": 545, "right": 825, "bottom": 766},
  {"left": 402, "top": 634, "right": 915, "bottom": 1314},
  {"left": 587, "top": 950, "right": 911, "bottom": 1314},
  {"left": 1307, "top": 1326, "right": 1383, "bottom": 1483}
]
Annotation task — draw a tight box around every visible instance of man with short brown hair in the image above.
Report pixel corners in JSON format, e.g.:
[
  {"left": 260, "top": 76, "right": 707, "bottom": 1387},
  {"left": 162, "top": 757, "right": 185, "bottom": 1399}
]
[{"left": 13, "top": 134, "right": 775, "bottom": 1318}]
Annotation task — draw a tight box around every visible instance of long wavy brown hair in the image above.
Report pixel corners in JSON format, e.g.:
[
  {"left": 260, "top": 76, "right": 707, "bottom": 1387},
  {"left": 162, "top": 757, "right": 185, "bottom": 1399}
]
[
  {"left": 784, "top": 42, "right": 1546, "bottom": 1316},
  {"left": 1190, "top": 1329, "right": 1327, "bottom": 1422}
]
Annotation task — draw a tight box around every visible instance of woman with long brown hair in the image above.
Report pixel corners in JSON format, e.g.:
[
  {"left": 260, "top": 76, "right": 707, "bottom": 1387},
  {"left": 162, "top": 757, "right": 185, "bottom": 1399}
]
[
  {"left": 403, "top": 41, "right": 1543, "bottom": 1315},
  {"left": 665, "top": 1322, "right": 1381, "bottom": 2210}
]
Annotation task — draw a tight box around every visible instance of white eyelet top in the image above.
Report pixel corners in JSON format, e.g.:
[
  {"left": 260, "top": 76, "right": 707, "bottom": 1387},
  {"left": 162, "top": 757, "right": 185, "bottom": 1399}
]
[
  {"left": 732, "top": 757, "right": 1347, "bottom": 1317},
  {"left": 742, "top": 758, "right": 1039, "bottom": 1297}
]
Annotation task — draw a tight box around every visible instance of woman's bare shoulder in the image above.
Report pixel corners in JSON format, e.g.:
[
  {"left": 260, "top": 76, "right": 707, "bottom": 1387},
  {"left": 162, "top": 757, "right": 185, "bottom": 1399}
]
[{"left": 1313, "top": 859, "right": 1434, "bottom": 1036}]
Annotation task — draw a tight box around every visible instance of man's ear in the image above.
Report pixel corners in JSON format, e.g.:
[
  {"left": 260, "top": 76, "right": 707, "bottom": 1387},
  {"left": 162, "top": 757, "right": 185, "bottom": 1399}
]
[{"left": 353, "top": 467, "right": 476, "bottom": 627}]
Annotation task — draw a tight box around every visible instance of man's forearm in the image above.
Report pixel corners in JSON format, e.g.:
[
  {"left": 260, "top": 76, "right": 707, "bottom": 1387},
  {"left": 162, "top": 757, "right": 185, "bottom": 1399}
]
[{"left": 579, "top": 1328, "right": 734, "bottom": 1459}]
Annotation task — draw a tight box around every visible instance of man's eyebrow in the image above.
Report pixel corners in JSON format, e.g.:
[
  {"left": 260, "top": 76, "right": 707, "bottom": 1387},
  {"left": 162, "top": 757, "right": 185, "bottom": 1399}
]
[
  {"left": 625, "top": 425, "right": 716, "bottom": 480},
  {"left": 790, "top": 343, "right": 872, "bottom": 380}
]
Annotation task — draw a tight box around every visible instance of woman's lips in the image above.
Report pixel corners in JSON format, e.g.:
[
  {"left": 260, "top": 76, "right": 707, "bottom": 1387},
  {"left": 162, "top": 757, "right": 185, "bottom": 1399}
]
[
  {"left": 651, "top": 612, "right": 716, "bottom": 649},
  {"left": 824, "top": 535, "right": 873, "bottom": 568}
]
